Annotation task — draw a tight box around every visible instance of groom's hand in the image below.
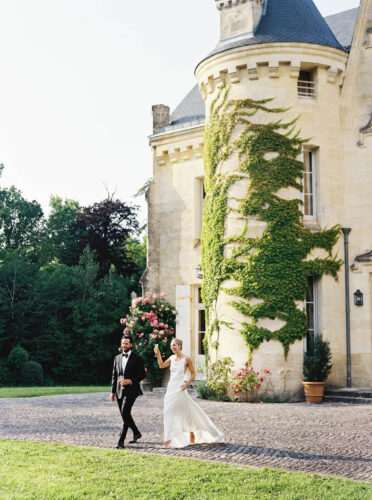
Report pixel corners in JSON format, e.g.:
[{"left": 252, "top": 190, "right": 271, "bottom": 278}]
[
  {"left": 110, "top": 393, "right": 116, "bottom": 402},
  {"left": 123, "top": 379, "right": 133, "bottom": 386}
]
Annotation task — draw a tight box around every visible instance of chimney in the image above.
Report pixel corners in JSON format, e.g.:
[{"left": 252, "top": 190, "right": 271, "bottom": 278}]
[
  {"left": 215, "top": 0, "right": 265, "bottom": 41},
  {"left": 152, "top": 104, "right": 170, "bottom": 133}
]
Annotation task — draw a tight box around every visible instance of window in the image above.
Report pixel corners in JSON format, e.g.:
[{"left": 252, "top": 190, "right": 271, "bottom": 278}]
[
  {"left": 305, "top": 277, "right": 318, "bottom": 352},
  {"left": 303, "top": 149, "right": 317, "bottom": 218},
  {"left": 298, "top": 70, "right": 316, "bottom": 98},
  {"left": 194, "top": 178, "right": 206, "bottom": 240},
  {"left": 197, "top": 287, "right": 206, "bottom": 355}
]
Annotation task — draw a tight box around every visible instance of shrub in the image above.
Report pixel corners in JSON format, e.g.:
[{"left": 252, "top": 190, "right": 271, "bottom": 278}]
[
  {"left": 21, "top": 361, "right": 44, "bottom": 386},
  {"left": 206, "top": 357, "right": 234, "bottom": 399},
  {"left": 0, "top": 360, "right": 11, "bottom": 387},
  {"left": 195, "top": 380, "right": 231, "bottom": 402},
  {"left": 303, "top": 335, "right": 332, "bottom": 382},
  {"left": 232, "top": 364, "right": 271, "bottom": 402},
  {"left": 120, "top": 292, "right": 176, "bottom": 384},
  {"left": 7, "top": 345, "right": 29, "bottom": 373}
]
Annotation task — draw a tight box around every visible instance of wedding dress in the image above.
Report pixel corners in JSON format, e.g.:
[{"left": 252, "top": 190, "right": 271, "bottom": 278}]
[{"left": 163, "top": 356, "right": 224, "bottom": 448}]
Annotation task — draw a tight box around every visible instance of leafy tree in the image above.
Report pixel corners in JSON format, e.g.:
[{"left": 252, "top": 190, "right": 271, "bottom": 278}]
[
  {"left": 0, "top": 186, "right": 44, "bottom": 256},
  {"left": 43, "top": 196, "right": 81, "bottom": 265},
  {"left": 75, "top": 198, "right": 140, "bottom": 278},
  {"left": 0, "top": 252, "right": 39, "bottom": 354},
  {"left": 0, "top": 169, "right": 145, "bottom": 385}
]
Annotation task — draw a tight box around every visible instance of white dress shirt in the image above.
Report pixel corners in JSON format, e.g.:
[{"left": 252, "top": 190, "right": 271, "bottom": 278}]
[{"left": 122, "top": 350, "right": 131, "bottom": 374}]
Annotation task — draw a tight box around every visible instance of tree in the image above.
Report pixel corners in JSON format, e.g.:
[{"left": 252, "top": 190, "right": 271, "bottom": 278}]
[
  {"left": 0, "top": 252, "right": 39, "bottom": 355},
  {"left": 0, "top": 186, "right": 44, "bottom": 256},
  {"left": 43, "top": 196, "right": 81, "bottom": 265},
  {"left": 74, "top": 198, "right": 140, "bottom": 278}
]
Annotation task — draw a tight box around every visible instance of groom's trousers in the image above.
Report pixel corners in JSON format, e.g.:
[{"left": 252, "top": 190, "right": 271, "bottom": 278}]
[{"left": 117, "top": 395, "right": 140, "bottom": 443}]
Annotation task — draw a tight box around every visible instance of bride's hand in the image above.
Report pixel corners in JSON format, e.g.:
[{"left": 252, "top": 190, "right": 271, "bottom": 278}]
[{"left": 180, "top": 383, "right": 188, "bottom": 391}]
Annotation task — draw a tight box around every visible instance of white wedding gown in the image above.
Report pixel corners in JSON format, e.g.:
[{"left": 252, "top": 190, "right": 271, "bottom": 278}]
[{"left": 163, "top": 356, "right": 224, "bottom": 448}]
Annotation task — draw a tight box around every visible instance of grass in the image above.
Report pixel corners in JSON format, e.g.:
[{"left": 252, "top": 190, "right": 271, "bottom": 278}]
[
  {"left": 0, "top": 386, "right": 109, "bottom": 398},
  {"left": 0, "top": 440, "right": 371, "bottom": 499}
]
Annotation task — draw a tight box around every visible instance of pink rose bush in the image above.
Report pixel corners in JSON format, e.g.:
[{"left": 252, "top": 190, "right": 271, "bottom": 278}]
[
  {"left": 232, "top": 364, "right": 272, "bottom": 402},
  {"left": 119, "top": 292, "right": 176, "bottom": 384}
]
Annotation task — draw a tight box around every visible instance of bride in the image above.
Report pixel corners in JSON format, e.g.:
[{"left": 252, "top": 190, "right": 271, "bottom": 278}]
[{"left": 154, "top": 338, "right": 224, "bottom": 448}]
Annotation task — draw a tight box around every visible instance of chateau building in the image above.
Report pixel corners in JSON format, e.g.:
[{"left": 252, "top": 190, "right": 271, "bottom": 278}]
[{"left": 144, "top": 0, "right": 372, "bottom": 396}]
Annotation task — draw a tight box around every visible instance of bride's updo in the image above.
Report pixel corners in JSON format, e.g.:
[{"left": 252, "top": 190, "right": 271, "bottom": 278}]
[{"left": 171, "top": 338, "right": 183, "bottom": 349}]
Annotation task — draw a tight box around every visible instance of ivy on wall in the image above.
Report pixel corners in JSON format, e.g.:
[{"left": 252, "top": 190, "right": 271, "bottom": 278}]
[{"left": 201, "top": 87, "right": 341, "bottom": 359}]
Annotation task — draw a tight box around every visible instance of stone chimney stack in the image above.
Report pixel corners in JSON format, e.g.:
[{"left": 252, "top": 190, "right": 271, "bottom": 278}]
[
  {"left": 152, "top": 104, "right": 170, "bottom": 133},
  {"left": 215, "top": 0, "right": 265, "bottom": 41}
]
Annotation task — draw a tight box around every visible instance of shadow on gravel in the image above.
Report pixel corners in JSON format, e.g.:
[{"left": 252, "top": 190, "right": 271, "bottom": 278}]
[{"left": 130, "top": 442, "right": 372, "bottom": 465}]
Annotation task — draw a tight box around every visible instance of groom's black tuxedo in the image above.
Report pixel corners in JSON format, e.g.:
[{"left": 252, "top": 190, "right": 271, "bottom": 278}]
[
  {"left": 111, "top": 351, "right": 146, "bottom": 447},
  {"left": 111, "top": 351, "right": 146, "bottom": 399}
]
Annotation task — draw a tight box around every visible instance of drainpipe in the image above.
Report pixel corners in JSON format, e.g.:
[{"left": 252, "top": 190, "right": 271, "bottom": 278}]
[{"left": 341, "top": 228, "right": 352, "bottom": 388}]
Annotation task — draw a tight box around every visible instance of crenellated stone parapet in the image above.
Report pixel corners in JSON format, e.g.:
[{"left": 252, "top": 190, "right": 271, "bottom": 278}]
[
  {"left": 196, "top": 44, "right": 347, "bottom": 99},
  {"left": 155, "top": 143, "right": 204, "bottom": 166},
  {"left": 215, "top": 0, "right": 249, "bottom": 10}
]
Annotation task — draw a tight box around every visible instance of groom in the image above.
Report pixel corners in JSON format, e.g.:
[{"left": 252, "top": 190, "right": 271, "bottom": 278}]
[{"left": 111, "top": 336, "right": 146, "bottom": 449}]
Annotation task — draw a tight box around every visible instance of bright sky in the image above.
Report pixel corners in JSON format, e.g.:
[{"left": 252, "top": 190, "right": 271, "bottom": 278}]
[{"left": 0, "top": 0, "right": 360, "bottom": 221}]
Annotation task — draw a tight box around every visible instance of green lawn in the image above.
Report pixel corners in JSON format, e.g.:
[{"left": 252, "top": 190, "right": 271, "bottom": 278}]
[
  {"left": 0, "top": 441, "right": 371, "bottom": 500},
  {"left": 0, "top": 386, "right": 109, "bottom": 398}
]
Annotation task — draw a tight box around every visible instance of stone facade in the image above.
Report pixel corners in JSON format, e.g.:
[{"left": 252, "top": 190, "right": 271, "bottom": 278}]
[{"left": 145, "top": 0, "right": 372, "bottom": 394}]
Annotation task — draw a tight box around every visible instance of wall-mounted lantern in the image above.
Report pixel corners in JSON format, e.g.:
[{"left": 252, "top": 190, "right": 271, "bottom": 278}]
[{"left": 354, "top": 289, "right": 364, "bottom": 307}]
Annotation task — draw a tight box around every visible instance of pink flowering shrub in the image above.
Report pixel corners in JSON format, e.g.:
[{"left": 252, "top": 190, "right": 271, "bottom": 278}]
[
  {"left": 232, "top": 364, "right": 271, "bottom": 402},
  {"left": 120, "top": 292, "right": 176, "bottom": 384}
]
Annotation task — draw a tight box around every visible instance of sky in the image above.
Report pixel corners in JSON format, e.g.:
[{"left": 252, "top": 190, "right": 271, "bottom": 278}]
[{"left": 0, "top": 0, "right": 361, "bottom": 221}]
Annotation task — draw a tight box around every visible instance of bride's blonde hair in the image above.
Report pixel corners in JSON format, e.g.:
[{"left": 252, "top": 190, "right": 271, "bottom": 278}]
[{"left": 171, "top": 338, "right": 183, "bottom": 349}]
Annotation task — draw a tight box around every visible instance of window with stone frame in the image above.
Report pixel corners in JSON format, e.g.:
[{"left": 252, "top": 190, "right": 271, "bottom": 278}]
[
  {"left": 303, "top": 148, "right": 317, "bottom": 219},
  {"left": 305, "top": 277, "right": 318, "bottom": 352},
  {"left": 298, "top": 69, "right": 317, "bottom": 98},
  {"left": 197, "top": 287, "right": 206, "bottom": 355},
  {"left": 194, "top": 177, "right": 206, "bottom": 240}
]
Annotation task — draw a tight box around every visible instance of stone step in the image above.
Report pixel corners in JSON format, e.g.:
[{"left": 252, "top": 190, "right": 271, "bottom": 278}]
[
  {"left": 326, "top": 388, "right": 372, "bottom": 399},
  {"left": 324, "top": 395, "right": 372, "bottom": 405},
  {"left": 151, "top": 387, "right": 166, "bottom": 394}
]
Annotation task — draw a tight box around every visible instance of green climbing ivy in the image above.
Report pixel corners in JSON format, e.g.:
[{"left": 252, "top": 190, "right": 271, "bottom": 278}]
[{"left": 201, "top": 87, "right": 341, "bottom": 358}]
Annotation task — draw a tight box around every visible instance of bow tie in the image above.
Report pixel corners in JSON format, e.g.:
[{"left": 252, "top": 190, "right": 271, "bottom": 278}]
[{"left": 122, "top": 353, "right": 129, "bottom": 358}]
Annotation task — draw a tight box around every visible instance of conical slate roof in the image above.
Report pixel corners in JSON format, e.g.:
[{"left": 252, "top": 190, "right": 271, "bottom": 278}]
[
  {"left": 167, "top": 6, "right": 357, "bottom": 132},
  {"left": 209, "top": 0, "right": 344, "bottom": 58},
  {"left": 326, "top": 8, "right": 358, "bottom": 49}
]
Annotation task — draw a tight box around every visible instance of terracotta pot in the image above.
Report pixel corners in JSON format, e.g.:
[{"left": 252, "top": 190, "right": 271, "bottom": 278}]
[{"left": 303, "top": 381, "right": 325, "bottom": 404}]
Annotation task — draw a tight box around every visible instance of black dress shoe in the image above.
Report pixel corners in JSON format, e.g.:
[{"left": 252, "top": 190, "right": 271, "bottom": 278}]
[
  {"left": 115, "top": 443, "right": 125, "bottom": 449},
  {"left": 129, "top": 433, "right": 142, "bottom": 444}
]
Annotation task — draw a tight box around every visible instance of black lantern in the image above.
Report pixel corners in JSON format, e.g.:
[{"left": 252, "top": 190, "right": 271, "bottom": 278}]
[{"left": 354, "top": 289, "right": 364, "bottom": 307}]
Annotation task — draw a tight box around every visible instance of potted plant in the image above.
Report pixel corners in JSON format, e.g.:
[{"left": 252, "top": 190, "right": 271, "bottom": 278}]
[{"left": 303, "top": 335, "right": 332, "bottom": 404}]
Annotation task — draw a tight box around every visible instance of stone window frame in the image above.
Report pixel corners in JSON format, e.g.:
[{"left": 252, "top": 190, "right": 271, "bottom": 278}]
[
  {"left": 305, "top": 277, "right": 319, "bottom": 352},
  {"left": 193, "top": 177, "right": 206, "bottom": 244},
  {"left": 196, "top": 286, "right": 206, "bottom": 356},
  {"left": 303, "top": 147, "right": 318, "bottom": 221}
]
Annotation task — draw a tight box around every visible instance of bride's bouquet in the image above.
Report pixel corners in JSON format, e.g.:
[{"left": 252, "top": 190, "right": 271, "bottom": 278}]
[{"left": 120, "top": 293, "right": 176, "bottom": 384}]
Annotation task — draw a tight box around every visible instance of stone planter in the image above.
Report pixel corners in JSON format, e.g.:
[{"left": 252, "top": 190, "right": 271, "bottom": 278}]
[{"left": 303, "top": 381, "right": 325, "bottom": 404}]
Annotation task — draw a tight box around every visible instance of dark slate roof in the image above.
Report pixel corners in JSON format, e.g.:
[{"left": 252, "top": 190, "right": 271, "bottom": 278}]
[
  {"left": 166, "top": 5, "right": 358, "bottom": 132},
  {"left": 325, "top": 8, "right": 358, "bottom": 49},
  {"left": 208, "top": 0, "right": 344, "bottom": 60},
  {"left": 169, "top": 85, "right": 205, "bottom": 126}
]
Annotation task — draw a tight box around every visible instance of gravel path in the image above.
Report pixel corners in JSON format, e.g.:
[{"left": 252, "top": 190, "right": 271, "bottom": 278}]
[{"left": 1, "top": 392, "right": 372, "bottom": 481}]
